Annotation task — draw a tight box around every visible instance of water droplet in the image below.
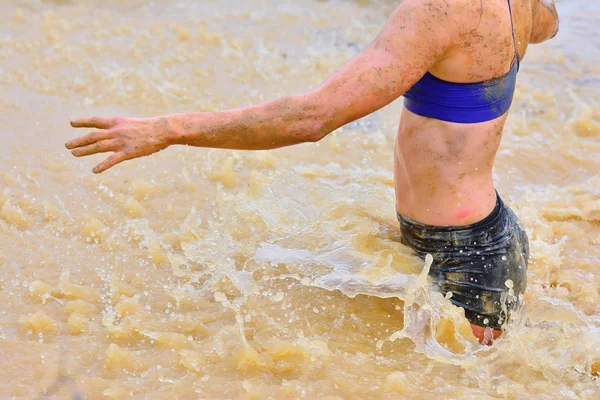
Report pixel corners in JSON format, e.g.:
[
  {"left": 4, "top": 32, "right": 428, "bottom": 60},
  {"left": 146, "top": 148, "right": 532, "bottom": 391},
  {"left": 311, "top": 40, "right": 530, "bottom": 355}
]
[{"left": 272, "top": 292, "right": 284, "bottom": 302}]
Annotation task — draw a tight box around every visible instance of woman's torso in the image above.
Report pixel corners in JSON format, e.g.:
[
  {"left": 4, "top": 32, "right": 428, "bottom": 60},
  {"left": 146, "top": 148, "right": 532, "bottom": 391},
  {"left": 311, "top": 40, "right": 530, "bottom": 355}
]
[{"left": 394, "top": 0, "right": 533, "bottom": 226}]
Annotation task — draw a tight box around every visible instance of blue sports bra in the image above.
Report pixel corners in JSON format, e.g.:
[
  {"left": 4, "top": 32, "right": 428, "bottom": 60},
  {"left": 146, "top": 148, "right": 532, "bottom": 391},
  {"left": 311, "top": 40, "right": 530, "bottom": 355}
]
[{"left": 403, "top": 0, "right": 520, "bottom": 124}]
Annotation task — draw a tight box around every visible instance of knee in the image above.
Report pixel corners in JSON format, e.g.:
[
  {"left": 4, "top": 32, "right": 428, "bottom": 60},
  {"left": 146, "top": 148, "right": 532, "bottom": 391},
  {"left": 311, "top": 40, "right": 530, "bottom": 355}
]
[{"left": 470, "top": 323, "right": 502, "bottom": 345}]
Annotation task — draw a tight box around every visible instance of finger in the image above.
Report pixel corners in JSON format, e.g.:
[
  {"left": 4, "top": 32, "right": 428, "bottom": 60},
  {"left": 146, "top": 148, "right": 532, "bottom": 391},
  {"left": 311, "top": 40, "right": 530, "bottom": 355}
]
[
  {"left": 93, "top": 152, "right": 128, "bottom": 174},
  {"left": 70, "top": 117, "right": 117, "bottom": 129},
  {"left": 65, "top": 130, "right": 113, "bottom": 149},
  {"left": 71, "top": 140, "right": 120, "bottom": 157}
]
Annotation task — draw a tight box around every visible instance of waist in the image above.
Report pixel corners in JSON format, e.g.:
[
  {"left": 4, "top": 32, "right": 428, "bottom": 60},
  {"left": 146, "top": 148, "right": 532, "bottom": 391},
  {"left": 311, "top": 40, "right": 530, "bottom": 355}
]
[
  {"left": 394, "top": 177, "right": 497, "bottom": 226},
  {"left": 397, "top": 192, "right": 513, "bottom": 256}
]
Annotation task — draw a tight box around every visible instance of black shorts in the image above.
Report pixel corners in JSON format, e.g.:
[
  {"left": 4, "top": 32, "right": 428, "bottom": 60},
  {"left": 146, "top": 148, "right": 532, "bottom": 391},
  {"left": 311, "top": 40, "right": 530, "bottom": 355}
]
[{"left": 397, "top": 194, "right": 529, "bottom": 329}]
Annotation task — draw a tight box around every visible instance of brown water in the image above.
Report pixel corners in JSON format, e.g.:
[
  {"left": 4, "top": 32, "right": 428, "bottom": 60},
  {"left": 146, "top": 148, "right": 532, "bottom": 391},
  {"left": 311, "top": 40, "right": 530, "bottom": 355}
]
[{"left": 0, "top": 0, "right": 599, "bottom": 399}]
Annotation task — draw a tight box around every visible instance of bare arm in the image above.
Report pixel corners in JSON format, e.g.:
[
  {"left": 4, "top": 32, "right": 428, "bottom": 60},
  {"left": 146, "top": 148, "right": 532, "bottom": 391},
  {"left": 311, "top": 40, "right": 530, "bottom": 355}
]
[
  {"left": 530, "top": 0, "right": 559, "bottom": 43},
  {"left": 66, "top": 0, "right": 453, "bottom": 173}
]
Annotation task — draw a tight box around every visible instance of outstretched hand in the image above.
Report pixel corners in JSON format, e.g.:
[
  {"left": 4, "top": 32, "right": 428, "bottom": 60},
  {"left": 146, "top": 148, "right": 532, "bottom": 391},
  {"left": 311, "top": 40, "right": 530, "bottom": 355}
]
[{"left": 66, "top": 116, "right": 172, "bottom": 173}]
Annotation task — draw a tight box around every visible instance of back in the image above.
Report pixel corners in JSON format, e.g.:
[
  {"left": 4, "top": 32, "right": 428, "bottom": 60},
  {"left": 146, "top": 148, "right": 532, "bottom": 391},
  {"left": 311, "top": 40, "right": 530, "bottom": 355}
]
[
  {"left": 430, "top": 0, "right": 532, "bottom": 82},
  {"left": 394, "top": 0, "right": 539, "bottom": 226}
]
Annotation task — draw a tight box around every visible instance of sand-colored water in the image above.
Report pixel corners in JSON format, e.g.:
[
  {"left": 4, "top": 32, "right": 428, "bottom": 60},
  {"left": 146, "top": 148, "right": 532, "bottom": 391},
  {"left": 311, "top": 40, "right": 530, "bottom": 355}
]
[{"left": 0, "top": 0, "right": 598, "bottom": 398}]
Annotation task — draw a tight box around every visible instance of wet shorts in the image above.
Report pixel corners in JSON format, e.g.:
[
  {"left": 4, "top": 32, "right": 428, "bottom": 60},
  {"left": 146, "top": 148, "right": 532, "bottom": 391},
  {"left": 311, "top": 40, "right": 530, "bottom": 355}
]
[{"left": 397, "top": 194, "right": 529, "bottom": 329}]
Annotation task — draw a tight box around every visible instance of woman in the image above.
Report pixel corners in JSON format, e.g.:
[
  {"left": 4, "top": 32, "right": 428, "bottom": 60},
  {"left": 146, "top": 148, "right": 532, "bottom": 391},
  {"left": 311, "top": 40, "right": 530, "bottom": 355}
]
[{"left": 66, "top": 0, "right": 559, "bottom": 343}]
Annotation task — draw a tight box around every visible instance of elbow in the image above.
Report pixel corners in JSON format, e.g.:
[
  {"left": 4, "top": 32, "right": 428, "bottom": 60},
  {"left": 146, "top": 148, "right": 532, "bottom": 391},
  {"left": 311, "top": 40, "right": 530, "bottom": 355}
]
[
  {"left": 302, "top": 133, "right": 323, "bottom": 143},
  {"left": 550, "top": 17, "right": 560, "bottom": 39},
  {"left": 294, "top": 119, "right": 331, "bottom": 143},
  {"left": 544, "top": 17, "right": 560, "bottom": 42},
  {"left": 309, "top": 117, "right": 334, "bottom": 142},
  {"left": 291, "top": 94, "right": 336, "bottom": 143},
  {"left": 530, "top": 25, "right": 558, "bottom": 44},
  {"left": 530, "top": 8, "right": 560, "bottom": 44}
]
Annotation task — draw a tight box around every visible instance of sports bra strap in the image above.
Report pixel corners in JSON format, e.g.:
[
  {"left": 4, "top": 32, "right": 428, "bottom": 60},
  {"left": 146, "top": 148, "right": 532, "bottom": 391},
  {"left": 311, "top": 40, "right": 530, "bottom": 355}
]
[{"left": 507, "top": 0, "right": 520, "bottom": 71}]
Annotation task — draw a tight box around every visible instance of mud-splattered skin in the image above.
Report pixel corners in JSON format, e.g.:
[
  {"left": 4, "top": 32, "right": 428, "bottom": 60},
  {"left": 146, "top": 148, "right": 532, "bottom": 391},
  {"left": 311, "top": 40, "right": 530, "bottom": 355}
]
[
  {"left": 67, "top": 0, "right": 558, "bottom": 224},
  {"left": 395, "top": 0, "right": 552, "bottom": 227},
  {"left": 66, "top": 0, "right": 559, "bottom": 341}
]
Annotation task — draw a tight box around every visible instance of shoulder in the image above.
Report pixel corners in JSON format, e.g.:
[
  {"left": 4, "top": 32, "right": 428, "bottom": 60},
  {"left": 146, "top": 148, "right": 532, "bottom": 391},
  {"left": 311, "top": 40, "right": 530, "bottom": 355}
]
[
  {"left": 388, "top": 0, "right": 486, "bottom": 37},
  {"left": 373, "top": 0, "right": 492, "bottom": 63}
]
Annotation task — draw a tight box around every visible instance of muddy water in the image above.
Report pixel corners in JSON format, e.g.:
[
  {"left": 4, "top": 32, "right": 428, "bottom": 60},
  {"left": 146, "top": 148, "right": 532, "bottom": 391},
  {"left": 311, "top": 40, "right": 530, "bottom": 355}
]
[{"left": 0, "top": 0, "right": 598, "bottom": 399}]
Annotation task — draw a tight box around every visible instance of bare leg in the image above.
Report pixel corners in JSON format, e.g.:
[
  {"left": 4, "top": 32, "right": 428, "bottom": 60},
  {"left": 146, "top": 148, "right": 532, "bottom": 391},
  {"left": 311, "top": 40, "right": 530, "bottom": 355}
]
[{"left": 470, "top": 323, "right": 502, "bottom": 345}]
